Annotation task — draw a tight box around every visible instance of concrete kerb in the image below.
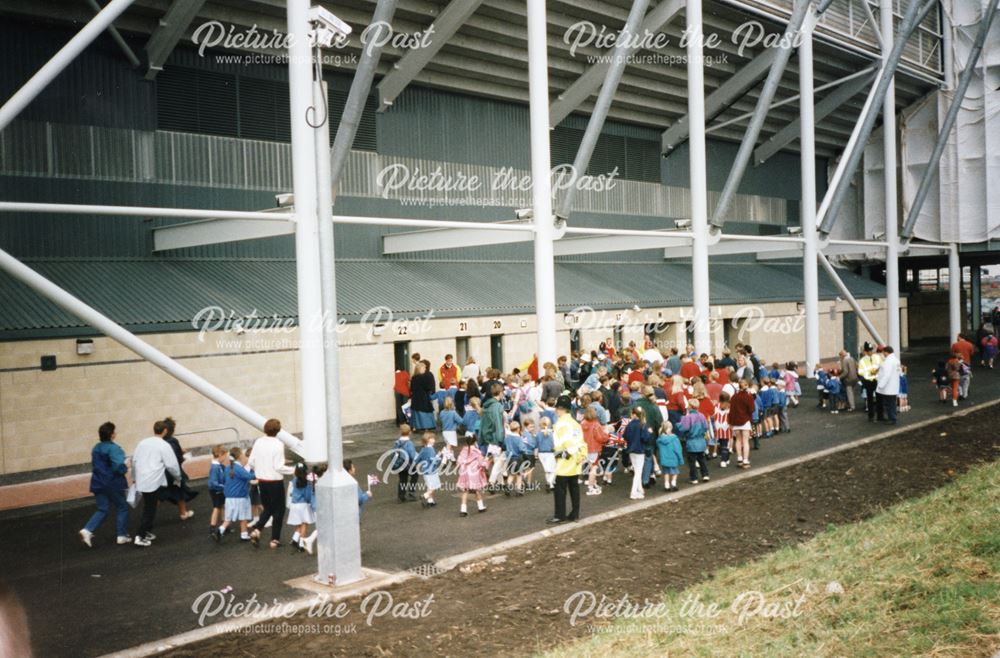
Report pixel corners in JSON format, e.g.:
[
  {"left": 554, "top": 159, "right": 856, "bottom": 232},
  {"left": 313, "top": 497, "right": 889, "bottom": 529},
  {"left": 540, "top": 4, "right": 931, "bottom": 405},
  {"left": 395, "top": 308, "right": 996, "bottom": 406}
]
[
  {"left": 100, "top": 568, "right": 417, "bottom": 658},
  {"left": 434, "top": 397, "right": 1000, "bottom": 570},
  {"left": 103, "top": 398, "right": 999, "bottom": 657}
]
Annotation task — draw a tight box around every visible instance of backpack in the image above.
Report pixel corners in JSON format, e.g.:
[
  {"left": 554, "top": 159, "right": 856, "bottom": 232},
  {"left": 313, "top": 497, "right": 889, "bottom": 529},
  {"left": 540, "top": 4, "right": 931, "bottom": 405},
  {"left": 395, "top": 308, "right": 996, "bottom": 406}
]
[{"left": 390, "top": 439, "right": 410, "bottom": 471}]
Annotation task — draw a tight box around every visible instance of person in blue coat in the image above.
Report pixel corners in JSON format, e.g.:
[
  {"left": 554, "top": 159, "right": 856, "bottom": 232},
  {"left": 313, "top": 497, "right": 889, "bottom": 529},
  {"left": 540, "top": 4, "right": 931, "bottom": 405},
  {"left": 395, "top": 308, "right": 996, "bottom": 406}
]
[
  {"left": 79, "top": 422, "right": 130, "bottom": 547},
  {"left": 207, "top": 445, "right": 229, "bottom": 536},
  {"left": 503, "top": 422, "right": 526, "bottom": 496},
  {"left": 678, "top": 400, "right": 710, "bottom": 485},
  {"left": 391, "top": 425, "right": 419, "bottom": 503},
  {"left": 655, "top": 421, "right": 684, "bottom": 492},
  {"left": 624, "top": 407, "right": 652, "bottom": 500}
]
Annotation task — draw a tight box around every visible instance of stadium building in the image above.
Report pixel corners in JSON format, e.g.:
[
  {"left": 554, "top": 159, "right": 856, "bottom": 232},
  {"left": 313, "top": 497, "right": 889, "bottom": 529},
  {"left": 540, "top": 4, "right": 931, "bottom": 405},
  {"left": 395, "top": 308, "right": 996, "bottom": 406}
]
[{"left": 0, "top": 0, "right": 996, "bottom": 478}]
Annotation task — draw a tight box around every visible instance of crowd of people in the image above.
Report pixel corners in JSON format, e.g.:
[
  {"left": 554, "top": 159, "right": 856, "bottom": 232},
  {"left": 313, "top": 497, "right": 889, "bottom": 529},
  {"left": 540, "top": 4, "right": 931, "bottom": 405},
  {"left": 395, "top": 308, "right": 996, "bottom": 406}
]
[
  {"left": 390, "top": 339, "right": 805, "bottom": 523},
  {"left": 79, "top": 417, "right": 368, "bottom": 552},
  {"left": 77, "top": 330, "right": 989, "bottom": 548},
  {"left": 812, "top": 343, "right": 905, "bottom": 423}
]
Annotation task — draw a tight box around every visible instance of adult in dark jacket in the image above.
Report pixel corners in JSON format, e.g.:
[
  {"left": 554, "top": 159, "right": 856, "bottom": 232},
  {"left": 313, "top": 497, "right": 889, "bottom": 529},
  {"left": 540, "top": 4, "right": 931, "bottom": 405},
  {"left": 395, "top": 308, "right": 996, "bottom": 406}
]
[
  {"left": 634, "top": 386, "right": 664, "bottom": 486},
  {"left": 624, "top": 407, "right": 652, "bottom": 499},
  {"left": 409, "top": 361, "right": 437, "bottom": 430},
  {"left": 479, "top": 384, "right": 506, "bottom": 487},
  {"left": 159, "top": 416, "right": 198, "bottom": 520},
  {"left": 729, "top": 379, "right": 756, "bottom": 468},
  {"left": 479, "top": 386, "right": 505, "bottom": 448},
  {"left": 839, "top": 350, "right": 859, "bottom": 411},
  {"left": 79, "top": 421, "right": 130, "bottom": 547}
]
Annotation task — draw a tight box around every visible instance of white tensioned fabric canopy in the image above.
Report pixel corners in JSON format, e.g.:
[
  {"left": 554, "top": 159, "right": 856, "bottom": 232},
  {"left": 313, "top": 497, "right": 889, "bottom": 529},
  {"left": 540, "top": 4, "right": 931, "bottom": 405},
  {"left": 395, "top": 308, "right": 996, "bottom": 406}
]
[{"left": 899, "top": 0, "right": 1000, "bottom": 243}]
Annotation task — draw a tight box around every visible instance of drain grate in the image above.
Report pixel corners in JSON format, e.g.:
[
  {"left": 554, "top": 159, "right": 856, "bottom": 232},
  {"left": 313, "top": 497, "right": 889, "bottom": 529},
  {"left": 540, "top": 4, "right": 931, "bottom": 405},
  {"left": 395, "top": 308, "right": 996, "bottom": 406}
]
[{"left": 408, "top": 562, "right": 446, "bottom": 579}]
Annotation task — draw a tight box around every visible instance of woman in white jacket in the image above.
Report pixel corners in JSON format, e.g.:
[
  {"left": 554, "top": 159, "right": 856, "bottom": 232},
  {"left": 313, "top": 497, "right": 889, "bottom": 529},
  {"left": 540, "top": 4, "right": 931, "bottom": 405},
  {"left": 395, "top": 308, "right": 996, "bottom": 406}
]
[
  {"left": 875, "top": 346, "right": 901, "bottom": 425},
  {"left": 247, "top": 418, "right": 295, "bottom": 548}
]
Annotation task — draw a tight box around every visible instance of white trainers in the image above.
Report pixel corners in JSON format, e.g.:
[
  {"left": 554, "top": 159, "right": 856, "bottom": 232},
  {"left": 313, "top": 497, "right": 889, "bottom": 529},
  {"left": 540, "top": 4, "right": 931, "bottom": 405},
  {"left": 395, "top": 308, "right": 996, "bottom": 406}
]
[
  {"left": 180, "top": 510, "right": 195, "bottom": 520},
  {"left": 134, "top": 536, "right": 152, "bottom": 547},
  {"left": 79, "top": 529, "right": 93, "bottom": 548},
  {"left": 145, "top": 532, "right": 156, "bottom": 541},
  {"left": 952, "top": 399, "right": 958, "bottom": 407},
  {"left": 720, "top": 461, "right": 728, "bottom": 468},
  {"left": 264, "top": 518, "right": 273, "bottom": 528},
  {"left": 303, "top": 531, "right": 318, "bottom": 555},
  {"left": 116, "top": 535, "right": 131, "bottom": 545}
]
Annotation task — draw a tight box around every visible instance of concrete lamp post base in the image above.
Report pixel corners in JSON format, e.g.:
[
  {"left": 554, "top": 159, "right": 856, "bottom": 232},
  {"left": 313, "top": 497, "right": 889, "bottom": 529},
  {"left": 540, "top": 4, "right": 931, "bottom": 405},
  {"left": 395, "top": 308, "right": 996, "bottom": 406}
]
[{"left": 315, "top": 468, "right": 364, "bottom": 587}]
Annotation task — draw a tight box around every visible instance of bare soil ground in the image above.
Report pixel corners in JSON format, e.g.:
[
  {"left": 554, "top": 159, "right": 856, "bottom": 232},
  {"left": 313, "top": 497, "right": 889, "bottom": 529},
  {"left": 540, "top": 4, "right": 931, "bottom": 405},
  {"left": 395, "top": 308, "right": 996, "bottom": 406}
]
[{"left": 165, "top": 405, "right": 1000, "bottom": 657}]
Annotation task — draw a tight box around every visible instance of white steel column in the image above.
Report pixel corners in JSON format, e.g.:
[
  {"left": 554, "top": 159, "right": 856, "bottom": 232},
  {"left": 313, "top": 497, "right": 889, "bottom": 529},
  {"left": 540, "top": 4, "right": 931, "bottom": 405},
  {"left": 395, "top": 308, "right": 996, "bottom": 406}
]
[
  {"left": 314, "top": 79, "right": 363, "bottom": 586},
  {"left": 882, "top": 0, "right": 901, "bottom": 353},
  {"left": 948, "top": 244, "right": 961, "bottom": 339},
  {"left": 527, "top": 0, "right": 557, "bottom": 363},
  {"left": 687, "top": 0, "right": 711, "bottom": 353},
  {"left": 800, "top": 7, "right": 821, "bottom": 371},
  {"left": 288, "top": 0, "right": 328, "bottom": 463},
  {"left": 0, "top": 0, "right": 136, "bottom": 131}
]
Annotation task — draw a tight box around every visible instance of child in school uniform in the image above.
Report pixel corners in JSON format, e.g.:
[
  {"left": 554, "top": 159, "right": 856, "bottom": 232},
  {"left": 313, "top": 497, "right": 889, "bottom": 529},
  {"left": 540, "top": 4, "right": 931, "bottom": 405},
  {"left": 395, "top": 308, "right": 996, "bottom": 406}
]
[
  {"left": 462, "top": 396, "right": 481, "bottom": 446},
  {"left": 415, "top": 432, "right": 442, "bottom": 508},
  {"left": 655, "top": 421, "right": 683, "bottom": 492},
  {"left": 536, "top": 416, "right": 556, "bottom": 492},
  {"left": 287, "top": 462, "right": 316, "bottom": 552},
  {"left": 826, "top": 370, "right": 844, "bottom": 414},
  {"left": 456, "top": 435, "right": 488, "bottom": 516},
  {"left": 750, "top": 385, "right": 762, "bottom": 451},
  {"left": 391, "top": 424, "right": 418, "bottom": 503},
  {"left": 776, "top": 380, "right": 790, "bottom": 432},
  {"left": 758, "top": 379, "right": 775, "bottom": 437},
  {"left": 899, "top": 365, "right": 910, "bottom": 412},
  {"left": 814, "top": 367, "right": 830, "bottom": 409},
  {"left": 438, "top": 397, "right": 461, "bottom": 464},
  {"left": 207, "top": 445, "right": 228, "bottom": 536},
  {"left": 539, "top": 398, "right": 557, "bottom": 428},
  {"left": 521, "top": 419, "right": 538, "bottom": 491},
  {"left": 503, "top": 421, "right": 525, "bottom": 496},
  {"left": 214, "top": 447, "right": 254, "bottom": 543},
  {"left": 713, "top": 392, "right": 733, "bottom": 467}
]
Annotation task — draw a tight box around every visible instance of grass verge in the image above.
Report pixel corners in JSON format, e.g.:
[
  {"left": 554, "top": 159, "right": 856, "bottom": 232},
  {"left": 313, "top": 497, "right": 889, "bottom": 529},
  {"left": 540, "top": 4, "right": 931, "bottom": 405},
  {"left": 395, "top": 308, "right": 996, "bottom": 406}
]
[{"left": 542, "top": 460, "right": 1000, "bottom": 658}]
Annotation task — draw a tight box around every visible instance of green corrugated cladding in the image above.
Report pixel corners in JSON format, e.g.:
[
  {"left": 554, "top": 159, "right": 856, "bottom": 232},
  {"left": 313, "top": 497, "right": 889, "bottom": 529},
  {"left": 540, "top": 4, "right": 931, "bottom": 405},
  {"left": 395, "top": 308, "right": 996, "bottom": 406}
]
[
  {"left": 0, "top": 22, "right": 154, "bottom": 130},
  {"left": 0, "top": 258, "right": 886, "bottom": 338},
  {"left": 662, "top": 140, "right": 830, "bottom": 207},
  {"left": 0, "top": 176, "right": 289, "bottom": 258},
  {"left": 376, "top": 85, "right": 663, "bottom": 170}
]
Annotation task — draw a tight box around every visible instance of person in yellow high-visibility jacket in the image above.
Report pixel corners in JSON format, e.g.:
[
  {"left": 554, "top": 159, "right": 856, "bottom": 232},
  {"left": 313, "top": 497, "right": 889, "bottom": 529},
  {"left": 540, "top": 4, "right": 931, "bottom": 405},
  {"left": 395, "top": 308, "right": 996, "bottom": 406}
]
[
  {"left": 548, "top": 396, "right": 587, "bottom": 524},
  {"left": 857, "top": 342, "right": 883, "bottom": 421}
]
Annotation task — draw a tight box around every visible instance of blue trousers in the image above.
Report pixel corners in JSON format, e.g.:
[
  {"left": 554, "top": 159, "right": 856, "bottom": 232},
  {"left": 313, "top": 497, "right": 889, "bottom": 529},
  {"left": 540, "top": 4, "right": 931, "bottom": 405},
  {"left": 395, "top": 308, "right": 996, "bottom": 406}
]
[
  {"left": 84, "top": 489, "right": 130, "bottom": 537},
  {"left": 642, "top": 450, "right": 655, "bottom": 485}
]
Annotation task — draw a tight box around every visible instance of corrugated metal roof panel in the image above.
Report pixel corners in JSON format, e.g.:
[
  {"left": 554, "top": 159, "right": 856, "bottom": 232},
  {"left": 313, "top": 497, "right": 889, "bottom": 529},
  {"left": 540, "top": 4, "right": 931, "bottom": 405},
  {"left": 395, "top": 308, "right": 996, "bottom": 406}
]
[{"left": 0, "top": 259, "right": 888, "bottom": 335}]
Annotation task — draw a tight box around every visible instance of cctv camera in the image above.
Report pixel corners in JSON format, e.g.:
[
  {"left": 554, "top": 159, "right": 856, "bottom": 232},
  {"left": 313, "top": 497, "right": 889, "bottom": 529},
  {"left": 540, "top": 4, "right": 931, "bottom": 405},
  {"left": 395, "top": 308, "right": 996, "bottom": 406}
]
[
  {"left": 786, "top": 226, "right": 802, "bottom": 235},
  {"left": 515, "top": 208, "right": 534, "bottom": 220},
  {"left": 276, "top": 193, "right": 294, "bottom": 208},
  {"left": 632, "top": 304, "right": 641, "bottom": 312},
  {"left": 308, "top": 6, "right": 351, "bottom": 49},
  {"left": 674, "top": 219, "right": 692, "bottom": 229}
]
